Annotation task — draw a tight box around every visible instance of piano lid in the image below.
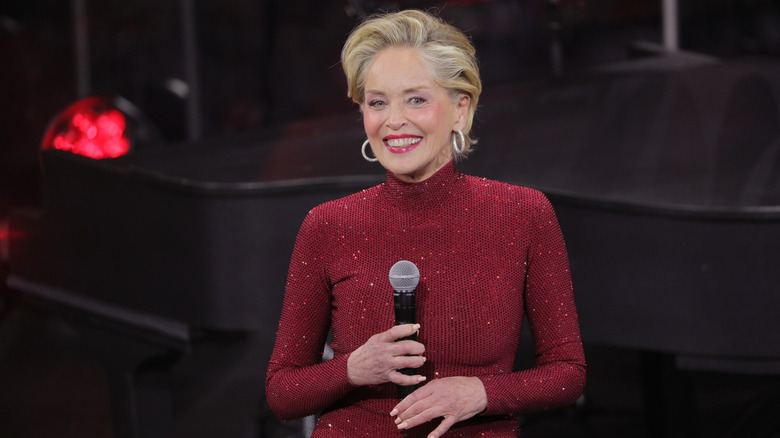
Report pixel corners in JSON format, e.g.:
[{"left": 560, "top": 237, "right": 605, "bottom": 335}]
[
  {"left": 104, "top": 112, "right": 384, "bottom": 195},
  {"left": 461, "top": 56, "right": 780, "bottom": 218}
]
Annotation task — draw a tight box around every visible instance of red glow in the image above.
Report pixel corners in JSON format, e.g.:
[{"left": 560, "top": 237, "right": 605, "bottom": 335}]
[
  {"left": 0, "top": 221, "right": 22, "bottom": 241},
  {"left": 0, "top": 220, "right": 10, "bottom": 262},
  {"left": 42, "top": 98, "right": 131, "bottom": 159}
]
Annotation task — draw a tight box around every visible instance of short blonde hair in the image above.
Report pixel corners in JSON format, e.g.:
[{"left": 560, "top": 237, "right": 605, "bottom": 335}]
[{"left": 341, "top": 9, "right": 482, "bottom": 156}]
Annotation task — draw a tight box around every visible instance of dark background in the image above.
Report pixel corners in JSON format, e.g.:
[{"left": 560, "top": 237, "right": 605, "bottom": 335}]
[
  {"left": 3, "top": 0, "right": 779, "bottom": 215},
  {"left": 1, "top": 1, "right": 780, "bottom": 438}
]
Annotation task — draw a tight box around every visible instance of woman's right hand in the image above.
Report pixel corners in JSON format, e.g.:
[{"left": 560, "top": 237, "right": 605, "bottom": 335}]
[{"left": 347, "top": 323, "right": 427, "bottom": 387}]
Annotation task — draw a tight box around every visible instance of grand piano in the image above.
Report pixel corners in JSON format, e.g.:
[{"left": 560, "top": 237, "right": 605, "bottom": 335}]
[{"left": 5, "top": 55, "right": 780, "bottom": 437}]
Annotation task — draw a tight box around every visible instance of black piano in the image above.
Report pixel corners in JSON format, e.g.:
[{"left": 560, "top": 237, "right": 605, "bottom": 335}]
[
  {"left": 5, "top": 56, "right": 780, "bottom": 437},
  {"left": 6, "top": 113, "right": 378, "bottom": 438}
]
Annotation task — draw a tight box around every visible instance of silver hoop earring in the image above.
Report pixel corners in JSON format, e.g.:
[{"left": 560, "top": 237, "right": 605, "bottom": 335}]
[
  {"left": 452, "top": 130, "right": 466, "bottom": 156},
  {"left": 361, "top": 139, "right": 378, "bottom": 162}
]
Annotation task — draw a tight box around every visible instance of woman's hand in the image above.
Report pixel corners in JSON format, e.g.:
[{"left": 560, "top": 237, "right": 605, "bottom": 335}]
[
  {"left": 347, "top": 323, "right": 427, "bottom": 387},
  {"left": 390, "top": 376, "right": 488, "bottom": 438}
]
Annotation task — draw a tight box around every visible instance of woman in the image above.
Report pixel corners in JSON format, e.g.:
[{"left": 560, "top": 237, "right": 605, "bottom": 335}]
[{"left": 266, "top": 9, "right": 586, "bottom": 437}]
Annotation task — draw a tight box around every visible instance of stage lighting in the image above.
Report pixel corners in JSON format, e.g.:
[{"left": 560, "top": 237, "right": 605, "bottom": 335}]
[
  {"left": 41, "top": 96, "right": 158, "bottom": 159},
  {"left": 0, "top": 220, "right": 8, "bottom": 265}
]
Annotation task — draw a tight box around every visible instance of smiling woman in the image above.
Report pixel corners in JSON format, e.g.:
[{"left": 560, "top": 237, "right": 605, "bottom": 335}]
[
  {"left": 341, "top": 9, "right": 481, "bottom": 155},
  {"left": 266, "top": 9, "right": 586, "bottom": 438},
  {"left": 361, "top": 47, "right": 470, "bottom": 182}
]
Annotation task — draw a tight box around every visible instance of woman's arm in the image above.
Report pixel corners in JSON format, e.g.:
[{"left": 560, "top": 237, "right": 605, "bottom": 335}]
[
  {"left": 265, "top": 210, "right": 355, "bottom": 420},
  {"left": 481, "top": 193, "right": 586, "bottom": 413},
  {"left": 267, "top": 206, "right": 430, "bottom": 420}
]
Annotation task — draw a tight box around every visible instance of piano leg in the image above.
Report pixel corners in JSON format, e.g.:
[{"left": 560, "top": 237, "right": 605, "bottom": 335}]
[
  {"left": 641, "top": 351, "right": 699, "bottom": 438},
  {"left": 80, "top": 327, "right": 183, "bottom": 438},
  {"left": 4, "top": 276, "right": 191, "bottom": 438}
]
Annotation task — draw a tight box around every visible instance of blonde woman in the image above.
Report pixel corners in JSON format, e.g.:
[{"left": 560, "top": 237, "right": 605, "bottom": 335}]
[{"left": 267, "top": 9, "right": 585, "bottom": 437}]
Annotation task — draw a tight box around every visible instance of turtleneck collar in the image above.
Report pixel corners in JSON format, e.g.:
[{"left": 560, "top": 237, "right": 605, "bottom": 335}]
[{"left": 380, "top": 161, "right": 464, "bottom": 209}]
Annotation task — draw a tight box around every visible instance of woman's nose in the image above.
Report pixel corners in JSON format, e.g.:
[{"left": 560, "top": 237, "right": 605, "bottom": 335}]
[{"left": 386, "top": 103, "right": 406, "bottom": 130}]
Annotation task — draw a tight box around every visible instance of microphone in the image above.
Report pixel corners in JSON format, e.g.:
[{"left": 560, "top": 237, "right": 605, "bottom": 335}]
[{"left": 389, "top": 260, "right": 420, "bottom": 399}]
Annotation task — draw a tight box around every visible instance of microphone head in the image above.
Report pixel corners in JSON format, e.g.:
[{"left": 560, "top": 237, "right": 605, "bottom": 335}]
[{"left": 389, "top": 260, "right": 420, "bottom": 292}]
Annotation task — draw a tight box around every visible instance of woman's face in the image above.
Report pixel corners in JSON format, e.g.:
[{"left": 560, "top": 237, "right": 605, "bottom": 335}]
[{"left": 362, "top": 47, "right": 469, "bottom": 183}]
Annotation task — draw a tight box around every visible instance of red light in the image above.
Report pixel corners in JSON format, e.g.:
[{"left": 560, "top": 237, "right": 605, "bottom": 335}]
[
  {"left": 0, "top": 220, "right": 10, "bottom": 264},
  {"left": 42, "top": 97, "right": 132, "bottom": 159}
]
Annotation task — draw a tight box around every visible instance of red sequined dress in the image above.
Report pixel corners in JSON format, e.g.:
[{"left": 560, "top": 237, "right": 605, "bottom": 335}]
[{"left": 266, "top": 161, "right": 586, "bottom": 436}]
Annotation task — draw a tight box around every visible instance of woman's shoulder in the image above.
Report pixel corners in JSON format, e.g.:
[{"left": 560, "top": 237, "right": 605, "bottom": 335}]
[
  {"left": 305, "top": 183, "right": 384, "bottom": 221},
  {"left": 461, "top": 174, "right": 551, "bottom": 206}
]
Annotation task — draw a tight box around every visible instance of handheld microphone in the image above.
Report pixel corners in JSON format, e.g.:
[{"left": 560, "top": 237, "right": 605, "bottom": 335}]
[{"left": 389, "top": 260, "right": 420, "bottom": 399}]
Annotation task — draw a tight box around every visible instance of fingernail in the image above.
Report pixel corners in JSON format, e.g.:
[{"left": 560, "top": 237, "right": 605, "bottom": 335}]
[
  {"left": 397, "top": 421, "right": 408, "bottom": 429},
  {"left": 413, "top": 324, "right": 420, "bottom": 330},
  {"left": 389, "top": 409, "right": 397, "bottom": 416},
  {"left": 418, "top": 376, "right": 427, "bottom": 382},
  {"left": 395, "top": 417, "right": 402, "bottom": 425}
]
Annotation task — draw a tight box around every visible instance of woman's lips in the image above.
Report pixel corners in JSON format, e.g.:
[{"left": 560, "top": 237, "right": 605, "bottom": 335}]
[{"left": 384, "top": 135, "right": 422, "bottom": 154}]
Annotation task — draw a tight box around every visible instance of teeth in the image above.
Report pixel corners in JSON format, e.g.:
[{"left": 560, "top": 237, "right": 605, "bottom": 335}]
[{"left": 386, "top": 137, "right": 421, "bottom": 147}]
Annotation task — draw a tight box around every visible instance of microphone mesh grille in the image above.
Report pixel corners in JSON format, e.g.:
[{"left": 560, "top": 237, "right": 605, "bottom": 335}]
[{"left": 389, "top": 260, "right": 420, "bottom": 291}]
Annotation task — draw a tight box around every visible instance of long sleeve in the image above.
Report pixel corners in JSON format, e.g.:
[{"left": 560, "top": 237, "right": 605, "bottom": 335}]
[
  {"left": 479, "top": 193, "right": 586, "bottom": 415},
  {"left": 265, "top": 209, "right": 355, "bottom": 420},
  {"left": 264, "top": 162, "right": 586, "bottom": 435}
]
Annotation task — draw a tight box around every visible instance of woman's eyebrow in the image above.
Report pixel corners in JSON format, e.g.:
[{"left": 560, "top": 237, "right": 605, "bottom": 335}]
[{"left": 365, "top": 85, "right": 432, "bottom": 95}]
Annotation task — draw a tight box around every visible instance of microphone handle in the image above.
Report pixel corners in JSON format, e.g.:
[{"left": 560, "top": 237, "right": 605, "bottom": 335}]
[{"left": 394, "top": 290, "right": 417, "bottom": 399}]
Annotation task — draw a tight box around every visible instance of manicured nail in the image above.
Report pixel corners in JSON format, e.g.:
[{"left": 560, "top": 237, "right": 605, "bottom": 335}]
[
  {"left": 397, "top": 421, "right": 408, "bottom": 429},
  {"left": 418, "top": 376, "right": 427, "bottom": 382},
  {"left": 412, "top": 324, "right": 420, "bottom": 331},
  {"left": 389, "top": 409, "right": 398, "bottom": 416}
]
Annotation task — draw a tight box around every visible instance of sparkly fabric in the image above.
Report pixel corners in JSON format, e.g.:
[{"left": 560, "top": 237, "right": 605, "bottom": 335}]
[{"left": 266, "top": 161, "right": 586, "bottom": 436}]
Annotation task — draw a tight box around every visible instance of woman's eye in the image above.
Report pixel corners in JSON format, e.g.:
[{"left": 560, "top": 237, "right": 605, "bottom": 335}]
[
  {"left": 409, "top": 97, "right": 426, "bottom": 105},
  {"left": 368, "top": 100, "right": 386, "bottom": 109}
]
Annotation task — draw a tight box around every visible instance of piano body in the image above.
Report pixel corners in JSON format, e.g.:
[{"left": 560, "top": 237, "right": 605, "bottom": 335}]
[
  {"left": 461, "top": 56, "right": 780, "bottom": 370},
  {"left": 6, "top": 113, "right": 379, "bottom": 437},
  {"left": 5, "top": 56, "right": 780, "bottom": 437}
]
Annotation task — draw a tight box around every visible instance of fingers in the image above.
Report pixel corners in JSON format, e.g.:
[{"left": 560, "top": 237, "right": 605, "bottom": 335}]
[
  {"left": 390, "top": 385, "right": 434, "bottom": 427},
  {"left": 393, "top": 339, "right": 426, "bottom": 356},
  {"left": 390, "top": 382, "right": 430, "bottom": 416},
  {"left": 390, "top": 376, "right": 488, "bottom": 435},
  {"left": 346, "top": 324, "right": 426, "bottom": 387},
  {"left": 389, "top": 369, "right": 427, "bottom": 386},
  {"left": 379, "top": 323, "right": 421, "bottom": 342},
  {"left": 390, "top": 374, "right": 426, "bottom": 387},
  {"left": 394, "top": 403, "right": 445, "bottom": 432},
  {"left": 428, "top": 416, "right": 458, "bottom": 438},
  {"left": 389, "top": 342, "right": 426, "bottom": 363}
]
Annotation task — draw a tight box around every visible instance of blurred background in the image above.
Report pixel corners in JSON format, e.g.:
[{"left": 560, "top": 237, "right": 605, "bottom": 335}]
[{"left": 1, "top": 1, "right": 780, "bottom": 437}]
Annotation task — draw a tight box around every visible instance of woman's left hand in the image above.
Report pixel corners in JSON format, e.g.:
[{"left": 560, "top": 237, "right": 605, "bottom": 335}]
[{"left": 390, "top": 376, "right": 488, "bottom": 438}]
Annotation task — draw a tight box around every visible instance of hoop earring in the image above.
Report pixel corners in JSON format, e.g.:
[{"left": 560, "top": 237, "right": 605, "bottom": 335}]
[
  {"left": 452, "top": 130, "right": 466, "bottom": 156},
  {"left": 361, "top": 139, "right": 378, "bottom": 162}
]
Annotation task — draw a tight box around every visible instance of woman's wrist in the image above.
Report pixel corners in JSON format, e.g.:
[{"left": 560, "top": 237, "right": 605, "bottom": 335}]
[
  {"left": 346, "top": 349, "right": 363, "bottom": 387},
  {"left": 472, "top": 376, "right": 489, "bottom": 415}
]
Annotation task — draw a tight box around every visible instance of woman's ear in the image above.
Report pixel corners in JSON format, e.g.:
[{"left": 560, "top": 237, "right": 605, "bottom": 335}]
[{"left": 453, "top": 93, "right": 470, "bottom": 131}]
